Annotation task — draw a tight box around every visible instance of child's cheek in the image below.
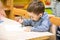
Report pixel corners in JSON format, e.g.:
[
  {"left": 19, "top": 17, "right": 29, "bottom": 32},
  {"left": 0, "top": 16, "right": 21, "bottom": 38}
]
[{"left": 32, "top": 18, "right": 38, "bottom": 21}]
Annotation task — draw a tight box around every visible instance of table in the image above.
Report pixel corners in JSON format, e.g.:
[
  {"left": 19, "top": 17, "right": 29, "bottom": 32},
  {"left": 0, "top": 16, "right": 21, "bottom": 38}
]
[
  {"left": 0, "top": 17, "right": 54, "bottom": 40},
  {"left": 0, "top": 31, "right": 53, "bottom": 40}
]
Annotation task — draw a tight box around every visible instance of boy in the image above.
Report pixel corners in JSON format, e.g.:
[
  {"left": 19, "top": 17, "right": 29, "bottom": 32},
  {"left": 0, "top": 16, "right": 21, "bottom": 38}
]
[{"left": 19, "top": 1, "right": 51, "bottom": 32}]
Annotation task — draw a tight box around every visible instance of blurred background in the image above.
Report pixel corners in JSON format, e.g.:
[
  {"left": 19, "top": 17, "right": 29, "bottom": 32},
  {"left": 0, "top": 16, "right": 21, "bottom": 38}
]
[{"left": 0, "top": 0, "right": 57, "bottom": 19}]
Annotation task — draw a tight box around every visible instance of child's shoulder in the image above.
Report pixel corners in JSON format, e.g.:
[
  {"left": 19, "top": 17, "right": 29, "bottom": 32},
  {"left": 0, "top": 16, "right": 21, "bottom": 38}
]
[{"left": 42, "top": 12, "right": 49, "bottom": 19}]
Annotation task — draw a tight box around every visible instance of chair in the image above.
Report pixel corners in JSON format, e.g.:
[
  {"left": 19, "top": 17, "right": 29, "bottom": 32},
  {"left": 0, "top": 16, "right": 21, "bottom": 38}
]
[
  {"left": 50, "top": 16, "right": 60, "bottom": 26},
  {"left": 49, "top": 24, "right": 57, "bottom": 40},
  {"left": 9, "top": 8, "right": 30, "bottom": 20},
  {"left": 49, "top": 15, "right": 60, "bottom": 40}
]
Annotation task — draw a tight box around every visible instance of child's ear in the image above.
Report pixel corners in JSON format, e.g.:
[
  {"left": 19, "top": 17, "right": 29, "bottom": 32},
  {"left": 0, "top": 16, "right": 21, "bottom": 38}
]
[{"left": 39, "top": 13, "right": 43, "bottom": 17}]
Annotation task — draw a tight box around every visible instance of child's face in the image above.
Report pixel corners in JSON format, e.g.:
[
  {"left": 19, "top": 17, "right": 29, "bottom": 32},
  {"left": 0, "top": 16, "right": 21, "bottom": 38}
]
[{"left": 29, "top": 12, "right": 43, "bottom": 21}]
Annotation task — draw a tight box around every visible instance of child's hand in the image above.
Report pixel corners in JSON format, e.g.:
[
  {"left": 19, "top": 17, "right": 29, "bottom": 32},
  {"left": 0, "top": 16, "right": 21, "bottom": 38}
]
[
  {"left": 15, "top": 17, "right": 23, "bottom": 24},
  {"left": 23, "top": 26, "right": 31, "bottom": 32},
  {"left": 18, "top": 18, "right": 23, "bottom": 24}
]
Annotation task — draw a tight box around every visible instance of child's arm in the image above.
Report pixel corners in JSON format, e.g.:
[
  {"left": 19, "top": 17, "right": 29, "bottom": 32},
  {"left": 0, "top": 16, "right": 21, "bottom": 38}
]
[
  {"left": 22, "top": 19, "right": 32, "bottom": 26},
  {"left": 15, "top": 17, "right": 31, "bottom": 26},
  {"left": 31, "top": 19, "right": 51, "bottom": 32}
]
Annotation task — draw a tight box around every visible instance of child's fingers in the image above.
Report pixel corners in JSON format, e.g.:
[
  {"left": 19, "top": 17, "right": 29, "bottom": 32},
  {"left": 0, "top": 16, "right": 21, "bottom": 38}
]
[{"left": 19, "top": 18, "right": 23, "bottom": 23}]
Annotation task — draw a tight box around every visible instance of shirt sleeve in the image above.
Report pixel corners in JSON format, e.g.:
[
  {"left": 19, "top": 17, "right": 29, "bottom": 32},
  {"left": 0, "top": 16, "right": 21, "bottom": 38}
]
[
  {"left": 23, "top": 19, "right": 32, "bottom": 26},
  {"left": 31, "top": 19, "right": 51, "bottom": 32}
]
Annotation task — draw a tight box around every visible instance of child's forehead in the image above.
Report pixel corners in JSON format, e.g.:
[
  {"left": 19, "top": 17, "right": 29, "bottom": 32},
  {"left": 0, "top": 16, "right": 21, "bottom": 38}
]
[{"left": 28, "top": 12, "right": 37, "bottom": 15}]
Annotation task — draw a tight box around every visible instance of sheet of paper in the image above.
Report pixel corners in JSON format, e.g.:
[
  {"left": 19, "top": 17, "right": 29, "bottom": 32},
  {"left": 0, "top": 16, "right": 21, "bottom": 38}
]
[
  {"left": 0, "top": 17, "right": 25, "bottom": 32},
  {"left": 0, "top": 17, "right": 25, "bottom": 40}
]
